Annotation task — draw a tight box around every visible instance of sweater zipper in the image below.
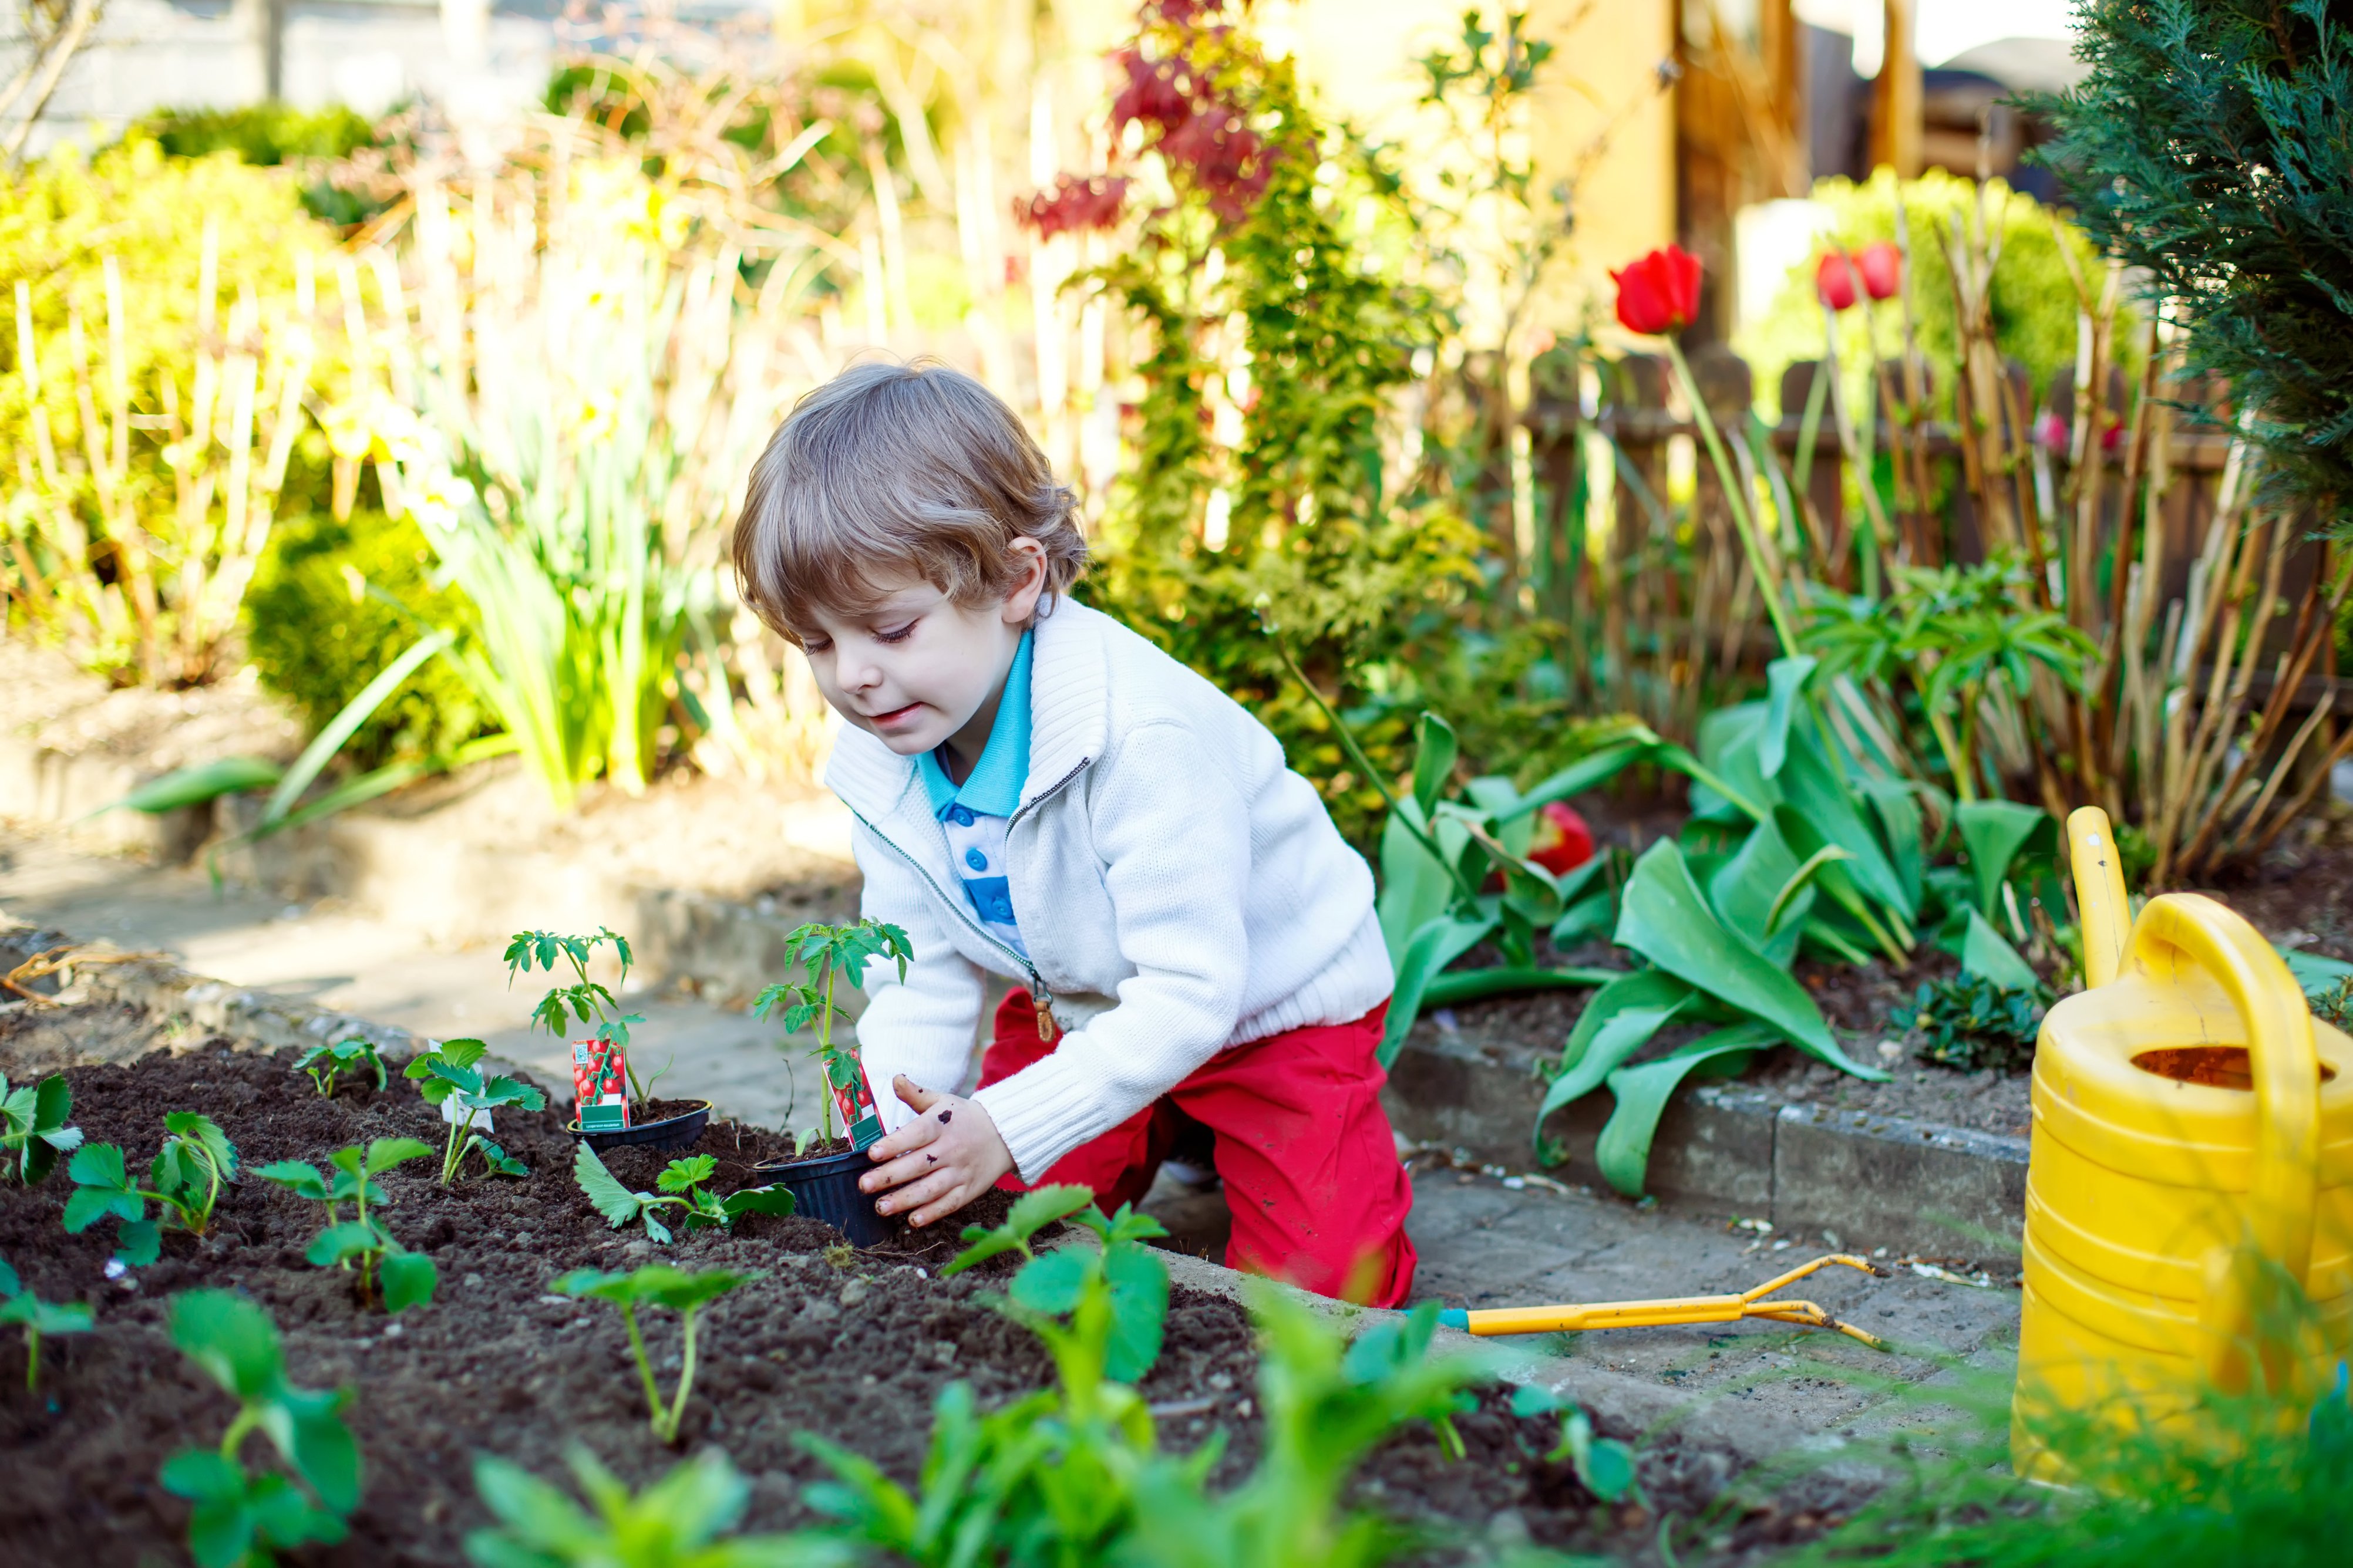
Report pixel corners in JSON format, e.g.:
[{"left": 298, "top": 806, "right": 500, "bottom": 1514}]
[{"left": 847, "top": 756, "right": 1090, "bottom": 1041}]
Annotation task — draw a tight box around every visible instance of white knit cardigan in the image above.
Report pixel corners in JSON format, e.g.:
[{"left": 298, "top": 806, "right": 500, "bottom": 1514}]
[{"left": 823, "top": 598, "right": 1393, "bottom": 1181}]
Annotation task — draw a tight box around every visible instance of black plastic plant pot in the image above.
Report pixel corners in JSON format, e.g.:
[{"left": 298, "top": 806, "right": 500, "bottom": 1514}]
[
  {"left": 567, "top": 1098, "right": 712, "bottom": 1154},
  {"left": 752, "top": 1145, "right": 889, "bottom": 1247}
]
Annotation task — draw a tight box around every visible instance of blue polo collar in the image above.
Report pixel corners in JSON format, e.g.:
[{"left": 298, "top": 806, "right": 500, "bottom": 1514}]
[{"left": 915, "top": 630, "right": 1032, "bottom": 820}]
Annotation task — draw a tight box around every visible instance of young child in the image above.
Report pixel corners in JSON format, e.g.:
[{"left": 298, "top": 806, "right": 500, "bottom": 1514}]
[{"left": 731, "top": 359, "right": 1416, "bottom": 1305}]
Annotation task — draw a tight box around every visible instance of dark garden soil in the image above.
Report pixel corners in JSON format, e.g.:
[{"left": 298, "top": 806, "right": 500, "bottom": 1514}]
[{"left": 0, "top": 1006, "right": 1868, "bottom": 1567}]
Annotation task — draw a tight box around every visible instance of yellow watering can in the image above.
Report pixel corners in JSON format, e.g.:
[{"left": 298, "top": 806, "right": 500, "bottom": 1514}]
[{"left": 2012, "top": 807, "right": 2353, "bottom": 1473}]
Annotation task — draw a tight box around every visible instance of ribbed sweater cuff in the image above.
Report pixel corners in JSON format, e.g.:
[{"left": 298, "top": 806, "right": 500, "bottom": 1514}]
[{"left": 974, "top": 1057, "right": 1108, "bottom": 1182}]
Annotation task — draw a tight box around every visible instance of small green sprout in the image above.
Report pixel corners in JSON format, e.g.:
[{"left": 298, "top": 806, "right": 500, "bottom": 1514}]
[
  {"left": 161, "top": 1290, "right": 361, "bottom": 1568},
  {"left": 64, "top": 1111, "right": 239, "bottom": 1264},
  {"left": 470, "top": 1137, "right": 529, "bottom": 1178},
  {"left": 551, "top": 1265, "right": 759, "bottom": 1445},
  {"left": 1508, "top": 1384, "right": 1643, "bottom": 1502},
  {"left": 944, "top": 1185, "right": 1172, "bottom": 1390},
  {"left": 1, "top": 1070, "right": 82, "bottom": 1182},
  {"left": 571, "top": 1145, "right": 795, "bottom": 1244},
  {"left": 254, "top": 1138, "right": 437, "bottom": 1311},
  {"left": 292, "top": 1039, "right": 386, "bottom": 1099},
  {"left": 0, "top": 1254, "right": 93, "bottom": 1391},
  {"left": 753, "top": 918, "right": 913, "bottom": 1148},
  {"left": 402, "top": 1038, "right": 546, "bottom": 1184},
  {"left": 466, "top": 1446, "right": 846, "bottom": 1568},
  {"left": 505, "top": 928, "right": 657, "bottom": 1104}
]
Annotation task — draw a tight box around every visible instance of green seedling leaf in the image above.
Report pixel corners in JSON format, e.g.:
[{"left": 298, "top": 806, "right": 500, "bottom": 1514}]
[
  {"left": 365, "top": 1137, "right": 434, "bottom": 1175},
  {"left": 254, "top": 1161, "right": 332, "bottom": 1203},
  {"left": 574, "top": 1144, "right": 654, "bottom": 1230},
  {"left": 467, "top": 1447, "right": 825, "bottom": 1567},
  {"left": 170, "top": 1289, "right": 286, "bottom": 1404},
  {"left": 164, "top": 1111, "right": 240, "bottom": 1187},
  {"left": 553, "top": 1266, "right": 759, "bottom": 1442},
  {"left": 658, "top": 1155, "right": 718, "bottom": 1194},
  {"left": 294, "top": 1040, "right": 387, "bottom": 1098},
  {"left": 1, "top": 1072, "right": 82, "bottom": 1183},
  {"left": 719, "top": 1185, "right": 797, "bottom": 1222},
  {"left": 162, "top": 1452, "right": 349, "bottom": 1568},
  {"left": 1102, "top": 1240, "right": 1169, "bottom": 1382},
  {"left": 63, "top": 1142, "right": 143, "bottom": 1229},
  {"left": 1594, "top": 1026, "right": 1776, "bottom": 1197},
  {"left": 0, "top": 1260, "right": 94, "bottom": 1392},
  {"left": 945, "top": 1183, "right": 1093, "bottom": 1276},
  {"left": 1009, "top": 1248, "right": 1089, "bottom": 1316},
  {"left": 1558, "top": 1409, "right": 1641, "bottom": 1502},
  {"left": 379, "top": 1252, "right": 436, "bottom": 1313},
  {"left": 305, "top": 1222, "right": 382, "bottom": 1269},
  {"left": 0, "top": 1257, "right": 14, "bottom": 1296},
  {"left": 467, "top": 1137, "right": 528, "bottom": 1178},
  {"left": 116, "top": 1219, "right": 162, "bottom": 1266}
]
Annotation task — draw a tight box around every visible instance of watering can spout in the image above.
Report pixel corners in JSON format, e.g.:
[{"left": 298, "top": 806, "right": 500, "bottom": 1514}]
[{"left": 2066, "top": 807, "right": 2131, "bottom": 990}]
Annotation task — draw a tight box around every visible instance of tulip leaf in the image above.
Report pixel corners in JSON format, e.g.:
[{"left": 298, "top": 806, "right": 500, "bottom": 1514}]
[
  {"left": 1536, "top": 969, "right": 1694, "bottom": 1122},
  {"left": 1410, "top": 712, "right": 1459, "bottom": 821},
  {"left": 1955, "top": 799, "right": 2051, "bottom": 919},
  {"left": 1595, "top": 1026, "right": 1776, "bottom": 1196},
  {"left": 1758, "top": 656, "right": 1816, "bottom": 779},
  {"left": 1379, "top": 912, "right": 1498, "bottom": 1067}
]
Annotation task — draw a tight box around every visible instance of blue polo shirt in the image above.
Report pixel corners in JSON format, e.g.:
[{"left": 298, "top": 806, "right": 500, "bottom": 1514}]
[{"left": 915, "top": 631, "right": 1032, "bottom": 956}]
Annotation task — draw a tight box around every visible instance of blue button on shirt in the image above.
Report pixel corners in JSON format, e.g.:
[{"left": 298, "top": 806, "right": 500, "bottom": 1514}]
[{"left": 916, "top": 632, "right": 1032, "bottom": 956}]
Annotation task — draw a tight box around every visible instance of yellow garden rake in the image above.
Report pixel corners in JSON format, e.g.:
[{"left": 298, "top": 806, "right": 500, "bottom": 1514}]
[{"left": 1438, "top": 1253, "right": 1892, "bottom": 1348}]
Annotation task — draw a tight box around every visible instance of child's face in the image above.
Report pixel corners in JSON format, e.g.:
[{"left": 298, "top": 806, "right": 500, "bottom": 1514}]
[{"left": 796, "top": 539, "right": 1047, "bottom": 761}]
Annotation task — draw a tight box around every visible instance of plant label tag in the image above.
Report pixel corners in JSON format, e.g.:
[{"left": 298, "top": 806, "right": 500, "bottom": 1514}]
[
  {"left": 834, "top": 1065, "right": 883, "bottom": 1151},
  {"left": 442, "top": 1095, "right": 488, "bottom": 1132},
  {"left": 571, "top": 1040, "right": 631, "bottom": 1129}
]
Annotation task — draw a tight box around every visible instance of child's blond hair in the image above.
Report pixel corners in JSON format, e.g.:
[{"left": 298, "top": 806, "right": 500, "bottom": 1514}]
[{"left": 732, "top": 359, "right": 1087, "bottom": 640}]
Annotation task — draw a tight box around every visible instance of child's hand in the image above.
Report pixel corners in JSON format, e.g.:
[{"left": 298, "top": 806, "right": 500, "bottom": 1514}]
[{"left": 859, "top": 1075, "right": 1015, "bottom": 1227}]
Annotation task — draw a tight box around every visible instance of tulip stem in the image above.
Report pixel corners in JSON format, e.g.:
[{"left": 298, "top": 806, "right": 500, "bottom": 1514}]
[{"left": 1661, "top": 338, "right": 1799, "bottom": 659}]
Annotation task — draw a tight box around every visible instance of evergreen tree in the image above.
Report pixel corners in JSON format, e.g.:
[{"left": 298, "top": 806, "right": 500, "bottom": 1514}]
[{"left": 2037, "top": 1, "right": 2353, "bottom": 527}]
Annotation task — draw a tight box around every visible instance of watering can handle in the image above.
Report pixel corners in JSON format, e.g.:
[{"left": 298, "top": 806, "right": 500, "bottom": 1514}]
[
  {"left": 2120, "top": 893, "right": 2321, "bottom": 1384},
  {"left": 2066, "top": 807, "right": 2131, "bottom": 990}
]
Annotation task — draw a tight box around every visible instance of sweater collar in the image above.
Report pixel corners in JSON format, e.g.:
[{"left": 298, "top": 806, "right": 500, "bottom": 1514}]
[{"left": 824, "top": 598, "right": 1108, "bottom": 822}]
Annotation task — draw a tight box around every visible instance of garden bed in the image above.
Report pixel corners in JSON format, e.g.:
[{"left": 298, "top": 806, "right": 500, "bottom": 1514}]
[{"left": 0, "top": 1003, "right": 1867, "bottom": 1565}]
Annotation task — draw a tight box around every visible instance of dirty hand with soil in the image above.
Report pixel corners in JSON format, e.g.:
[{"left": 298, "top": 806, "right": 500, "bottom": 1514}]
[{"left": 859, "top": 1073, "right": 1012, "bottom": 1226}]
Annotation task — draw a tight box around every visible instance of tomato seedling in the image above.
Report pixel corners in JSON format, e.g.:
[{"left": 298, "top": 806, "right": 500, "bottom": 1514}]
[
  {"left": 752, "top": 918, "right": 912, "bottom": 1149},
  {"left": 402, "top": 1038, "right": 546, "bottom": 1184},
  {"left": 0, "top": 1254, "right": 93, "bottom": 1392},
  {"left": 551, "top": 1264, "right": 758, "bottom": 1445},
  {"left": 505, "top": 928, "right": 661, "bottom": 1105},
  {"left": 254, "top": 1138, "right": 437, "bottom": 1311},
  {"left": 161, "top": 1289, "right": 361, "bottom": 1568},
  {"left": 571, "top": 1145, "right": 796, "bottom": 1244},
  {"left": 292, "top": 1039, "right": 386, "bottom": 1099},
  {"left": 1, "top": 1070, "right": 80, "bottom": 1183},
  {"left": 64, "top": 1111, "right": 238, "bottom": 1264}
]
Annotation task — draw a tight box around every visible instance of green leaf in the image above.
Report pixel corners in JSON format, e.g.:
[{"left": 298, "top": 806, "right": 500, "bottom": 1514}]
[
  {"left": 477, "top": 1076, "right": 546, "bottom": 1112},
  {"left": 160, "top": 1448, "right": 246, "bottom": 1506},
  {"left": 99, "top": 756, "right": 282, "bottom": 816},
  {"left": 253, "top": 1161, "right": 331, "bottom": 1202},
  {"left": 2285, "top": 946, "right": 2353, "bottom": 998},
  {"left": 1009, "top": 1249, "right": 1089, "bottom": 1316},
  {"left": 264, "top": 629, "right": 456, "bottom": 825},
  {"left": 170, "top": 1289, "right": 285, "bottom": 1402},
  {"left": 1955, "top": 799, "right": 2051, "bottom": 919},
  {"left": 273, "top": 1385, "right": 362, "bottom": 1514},
  {"left": 1381, "top": 911, "right": 1500, "bottom": 1067},
  {"left": 720, "top": 1185, "right": 797, "bottom": 1222},
  {"left": 1102, "top": 1242, "right": 1170, "bottom": 1382},
  {"left": 381, "top": 1251, "right": 436, "bottom": 1312},
  {"left": 571, "top": 1145, "right": 644, "bottom": 1229},
  {"left": 1566, "top": 1411, "right": 1640, "bottom": 1502},
  {"left": 1773, "top": 726, "right": 1916, "bottom": 919},
  {"left": 637, "top": 1266, "right": 758, "bottom": 1313},
  {"left": 113, "top": 1218, "right": 162, "bottom": 1266},
  {"left": 1006, "top": 1184, "right": 1095, "bottom": 1243},
  {"left": 1956, "top": 908, "right": 2041, "bottom": 992},
  {"left": 0, "top": 1257, "right": 16, "bottom": 1297},
  {"left": 306, "top": 1222, "right": 381, "bottom": 1268},
  {"left": 658, "top": 1155, "right": 717, "bottom": 1195},
  {"left": 1705, "top": 816, "right": 1813, "bottom": 968},
  {"left": 1594, "top": 1027, "right": 1775, "bottom": 1196},
  {"left": 1856, "top": 774, "right": 1926, "bottom": 911},
  {"left": 1615, "top": 841, "right": 1884, "bottom": 1078},
  {"left": 1377, "top": 800, "right": 1459, "bottom": 966},
  {"left": 1410, "top": 711, "right": 1459, "bottom": 819},
  {"left": 1536, "top": 969, "right": 1694, "bottom": 1122},
  {"left": 1758, "top": 655, "right": 1816, "bottom": 778},
  {"left": 67, "top": 1140, "right": 129, "bottom": 1194}
]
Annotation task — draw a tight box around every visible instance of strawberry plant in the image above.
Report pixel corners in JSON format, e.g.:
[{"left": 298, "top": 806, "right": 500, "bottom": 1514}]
[
  {"left": 402, "top": 1038, "right": 546, "bottom": 1184},
  {"left": 292, "top": 1038, "right": 386, "bottom": 1098},
  {"left": 254, "top": 1138, "right": 437, "bottom": 1311},
  {"left": 1, "top": 1070, "right": 81, "bottom": 1183},
  {"left": 466, "top": 1446, "right": 839, "bottom": 1568},
  {"left": 752, "top": 918, "right": 912, "bottom": 1149},
  {"left": 551, "top": 1264, "right": 758, "bottom": 1445},
  {"left": 505, "top": 928, "right": 656, "bottom": 1104},
  {"left": 64, "top": 1111, "right": 238, "bottom": 1264},
  {"left": 570, "top": 1145, "right": 795, "bottom": 1244},
  {"left": 1506, "top": 1384, "right": 1641, "bottom": 1503},
  {"left": 0, "top": 1254, "right": 93, "bottom": 1392},
  {"left": 161, "top": 1289, "right": 361, "bottom": 1568}
]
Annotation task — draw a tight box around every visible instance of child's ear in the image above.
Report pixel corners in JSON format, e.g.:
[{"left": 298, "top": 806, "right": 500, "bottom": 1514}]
[{"left": 1002, "top": 536, "right": 1050, "bottom": 625}]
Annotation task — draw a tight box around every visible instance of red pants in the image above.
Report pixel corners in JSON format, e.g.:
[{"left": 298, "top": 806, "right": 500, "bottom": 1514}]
[{"left": 978, "top": 990, "right": 1418, "bottom": 1307}]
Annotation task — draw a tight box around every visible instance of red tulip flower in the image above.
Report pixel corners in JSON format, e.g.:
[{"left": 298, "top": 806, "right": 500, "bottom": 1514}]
[
  {"left": 1611, "top": 245, "right": 1702, "bottom": 335},
  {"left": 1854, "top": 240, "right": 1902, "bottom": 301},
  {"left": 1816, "top": 250, "right": 1859, "bottom": 312},
  {"left": 1526, "top": 801, "right": 1595, "bottom": 878}
]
